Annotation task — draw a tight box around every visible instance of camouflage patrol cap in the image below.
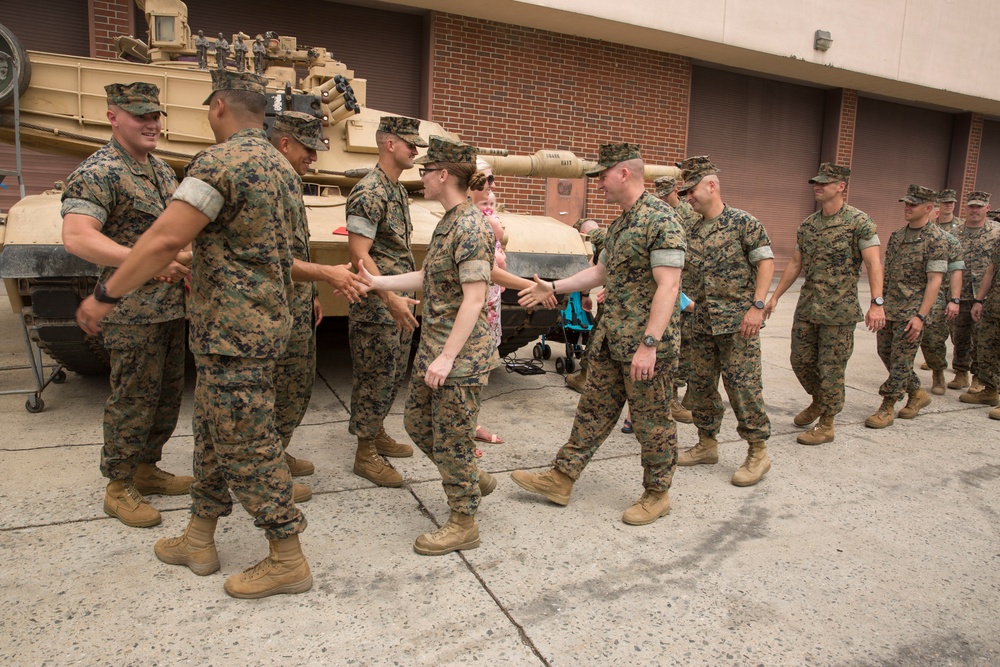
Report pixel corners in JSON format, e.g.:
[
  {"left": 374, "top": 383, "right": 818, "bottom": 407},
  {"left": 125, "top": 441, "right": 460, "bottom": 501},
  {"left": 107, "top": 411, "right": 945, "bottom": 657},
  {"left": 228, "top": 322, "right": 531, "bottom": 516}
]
[
  {"left": 899, "top": 184, "right": 938, "bottom": 205},
  {"left": 105, "top": 82, "right": 167, "bottom": 116},
  {"left": 987, "top": 209, "right": 1000, "bottom": 221},
  {"left": 937, "top": 188, "right": 958, "bottom": 203},
  {"left": 676, "top": 156, "right": 720, "bottom": 194},
  {"left": 654, "top": 176, "right": 677, "bottom": 198},
  {"left": 273, "top": 111, "right": 329, "bottom": 151},
  {"left": 808, "top": 163, "right": 850, "bottom": 184},
  {"left": 414, "top": 135, "right": 476, "bottom": 165},
  {"left": 203, "top": 69, "right": 268, "bottom": 105},
  {"left": 965, "top": 190, "right": 991, "bottom": 206},
  {"left": 583, "top": 143, "right": 642, "bottom": 176},
  {"left": 378, "top": 116, "right": 429, "bottom": 148}
]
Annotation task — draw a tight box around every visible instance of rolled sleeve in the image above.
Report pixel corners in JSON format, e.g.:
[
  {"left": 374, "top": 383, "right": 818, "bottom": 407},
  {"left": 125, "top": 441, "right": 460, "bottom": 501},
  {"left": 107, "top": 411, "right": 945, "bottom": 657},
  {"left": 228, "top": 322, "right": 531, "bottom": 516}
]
[
  {"left": 346, "top": 214, "right": 378, "bottom": 239},
  {"left": 748, "top": 246, "right": 775, "bottom": 264},
  {"left": 458, "top": 259, "right": 491, "bottom": 283},
  {"left": 651, "top": 248, "right": 684, "bottom": 268},
  {"left": 926, "top": 260, "right": 948, "bottom": 273},
  {"left": 60, "top": 198, "right": 107, "bottom": 224},
  {"left": 858, "top": 233, "right": 881, "bottom": 251},
  {"left": 948, "top": 260, "right": 966, "bottom": 272},
  {"left": 172, "top": 177, "right": 224, "bottom": 222}
]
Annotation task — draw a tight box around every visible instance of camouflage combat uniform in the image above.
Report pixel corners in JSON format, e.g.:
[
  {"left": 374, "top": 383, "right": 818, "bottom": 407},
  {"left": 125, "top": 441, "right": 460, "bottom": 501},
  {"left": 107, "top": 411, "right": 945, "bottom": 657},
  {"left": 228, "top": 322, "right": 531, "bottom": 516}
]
[
  {"left": 551, "top": 192, "right": 684, "bottom": 492},
  {"left": 951, "top": 220, "right": 1000, "bottom": 375},
  {"left": 974, "top": 246, "right": 1000, "bottom": 389},
  {"left": 346, "top": 164, "right": 416, "bottom": 439},
  {"left": 60, "top": 138, "right": 185, "bottom": 482},
  {"left": 685, "top": 205, "right": 773, "bottom": 443},
  {"left": 919, "top": 229, "right": 964, "bottom": 371},
  {"left": 877, "top": 223, "right": 949, "bottom": 401},
  {"left": 171, "top": 127, "right": 304, "bottom": 541},
  {"left": 403, "top": 200, "right": 498, "bottom": 516},
  {"left": 673, "top": 199, "right": 699, "bottom": 387},
  {"left": 790, "top": 204, "right": 879, "bottom": 416}
]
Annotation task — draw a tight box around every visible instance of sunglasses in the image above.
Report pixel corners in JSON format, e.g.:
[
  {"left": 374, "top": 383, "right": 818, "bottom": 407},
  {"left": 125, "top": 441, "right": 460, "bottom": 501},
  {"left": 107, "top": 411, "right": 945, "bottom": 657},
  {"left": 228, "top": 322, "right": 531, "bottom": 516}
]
[{"left": 419, "top": 168, "right": 443, "bottom": 177}]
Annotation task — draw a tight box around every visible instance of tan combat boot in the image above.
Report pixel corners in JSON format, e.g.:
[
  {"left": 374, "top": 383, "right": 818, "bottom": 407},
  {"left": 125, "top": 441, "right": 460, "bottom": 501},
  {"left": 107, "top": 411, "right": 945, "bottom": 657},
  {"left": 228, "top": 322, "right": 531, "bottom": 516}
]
[
  {"left": 989, "top": 406, "right": 1000, "bottom": 420},
  {"left": 864, "top": 398, "right": 896, "bottom": 429},
  {"left": 930, "top": 370, "right": 946, "bottom": 395},
  {"left": 564, "top": 367, "right": 588, "bottom": 394},
  {"left": 969, "top": 376, "right": 986, "bottom": 394},
  {"left": 285, "top": 453, "right": 315, "bottom": 477},
  {"left": 793, "top": 400, "right": 823, "bottom": 427},
  {"left": 133, "top": 463, "right": 193, "bottom": 496},
  {"left": 897, "top": 388, "right": 931, "bottom": 419},
  {"left": 224, "top": 534, "right": 313, "bottom": 599},
  {"left": 478, "top": 470, "right": 497, "bottom": 497},
  {"left": 353, "top": 439, "right": 404, "bottom": 487},
  {"left": 510, "top": 468, "right": 574, "bottom": 505},
  {"left": 670, "top": 392, "right": 693, "bottom": 423},
  {"left": 154, "top": 516, "right": 220, "bottom": 576},
  {"left": 959, "top": 385, "right": 1000, "bottom": 405},
  {"left": 374, "top": 426, "right": 414, "bottom": 458},
  {"left": 677, "top": 431, "right": 719, "bottom": 466},
  {"left": 292, "top": 483, "right": 312, "bottom": 503},
  {"left": 104, "top": 479, "right": 161, "bottom": 527},
  {"left": 731, "top": 441, "right": 771, "bottom": 487},
  {"left": 919, "top": 361, "right": 930, "bottom": 371},
  {"left": 621, "top": 489, "right": 671, "bottom": 525},
  {"left": 681, "top": 389, "right": 693, "bottom": 411},
  {"left": 947, "top": 371, "right": 969, "bottom": 390},
  {"left": 413, "top": 511, "right": 480, "bottom": 556},
  {"left": 797, "top": 415, "right": 835, "bottom": 445}
]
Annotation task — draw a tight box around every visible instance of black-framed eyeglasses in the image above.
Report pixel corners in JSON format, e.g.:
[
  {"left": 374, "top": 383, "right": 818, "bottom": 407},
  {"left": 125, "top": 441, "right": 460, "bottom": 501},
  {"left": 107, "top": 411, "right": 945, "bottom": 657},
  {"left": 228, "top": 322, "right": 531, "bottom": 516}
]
[{"left": 419, "top": 168, "right": 443, "bottom": 177}]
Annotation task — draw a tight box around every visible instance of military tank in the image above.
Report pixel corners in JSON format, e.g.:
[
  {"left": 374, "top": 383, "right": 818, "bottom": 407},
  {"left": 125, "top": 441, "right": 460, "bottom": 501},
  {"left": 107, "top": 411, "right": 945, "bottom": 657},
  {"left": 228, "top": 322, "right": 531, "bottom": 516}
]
[{"left": 0, "top": 0, "right": 679, "bottom": 377}]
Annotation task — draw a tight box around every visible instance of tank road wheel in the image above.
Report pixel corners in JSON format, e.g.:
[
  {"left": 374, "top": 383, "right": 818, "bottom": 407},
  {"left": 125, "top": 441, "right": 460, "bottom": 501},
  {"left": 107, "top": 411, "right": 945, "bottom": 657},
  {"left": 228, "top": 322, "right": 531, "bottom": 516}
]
[
  {"left": 0, "top": 22, "right": 32, "bottom": 107},
  {"left": 542, "top": 344, "right": 552, "bottom": 360},
  {"left": 533, "top": 343, "right": 543, "bottom": 360},
  {"left": 25, "top": 395, "right": 44, "bottom": 413},
  {"left": 555, "top": 357, "right": 566, "bottom": 374}
]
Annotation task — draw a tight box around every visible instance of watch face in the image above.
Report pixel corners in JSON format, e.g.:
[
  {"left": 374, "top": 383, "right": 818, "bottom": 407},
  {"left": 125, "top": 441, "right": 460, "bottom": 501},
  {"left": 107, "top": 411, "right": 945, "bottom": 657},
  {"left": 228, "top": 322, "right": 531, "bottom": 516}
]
[
  {"left": 753, "top": 300, "right": 764, "bottom": 309},
  {"left": 872, "top": 297, "right": 884, "bottom": 306}
]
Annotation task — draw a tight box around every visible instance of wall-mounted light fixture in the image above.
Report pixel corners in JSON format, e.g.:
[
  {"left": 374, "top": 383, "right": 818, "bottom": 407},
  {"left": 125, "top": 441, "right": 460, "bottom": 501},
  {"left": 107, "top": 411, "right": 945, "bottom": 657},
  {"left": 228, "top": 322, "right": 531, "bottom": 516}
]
[{"left": 814, "top": 30, "right": 833, "bottom": 51}]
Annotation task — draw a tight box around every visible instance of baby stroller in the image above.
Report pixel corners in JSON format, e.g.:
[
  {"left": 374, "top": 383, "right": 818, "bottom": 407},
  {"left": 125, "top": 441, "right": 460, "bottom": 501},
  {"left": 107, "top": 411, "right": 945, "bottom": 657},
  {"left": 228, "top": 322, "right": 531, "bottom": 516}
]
[{"left": 532, "top": 291, "right": 593, "bottom": 374}]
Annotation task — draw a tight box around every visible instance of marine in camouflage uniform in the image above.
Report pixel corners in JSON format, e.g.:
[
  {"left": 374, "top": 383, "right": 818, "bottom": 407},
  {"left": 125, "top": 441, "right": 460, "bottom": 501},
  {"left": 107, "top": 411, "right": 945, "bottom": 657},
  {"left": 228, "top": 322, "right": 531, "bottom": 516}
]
[
  {"left": 966, "top": 242, "right": 1000, "bottom": 413},
  {"left": 674, "top": 157, "right": 775, "bottom": 486},
  {"left": 866, "top": 185, "right": 949, "bottom": 428},
  {"left": 512, "top": 143, "right": 684, "bottom": 526},
  {"left": 765, "top": 163, "right": 883, "bottom": 445},
  {"left": 949, "top": 191, "right": 1000, "bottom": 390},
  {"left": 563, "top": 218, "right": 606, "bottom": 393},
  {"left": 61, "top": 82, "right": 191, "bottom": 529},
  {"left": 919, "top": 225, "right": 964, "bottom": 393},
  {"left": 346, "top": 116, "right": 427, "bottom": 486}
]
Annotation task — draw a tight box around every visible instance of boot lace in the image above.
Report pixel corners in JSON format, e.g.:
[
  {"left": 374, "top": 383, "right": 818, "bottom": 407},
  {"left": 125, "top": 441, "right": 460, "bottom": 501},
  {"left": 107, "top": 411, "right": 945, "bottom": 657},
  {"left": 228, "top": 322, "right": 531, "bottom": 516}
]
[
  {"left": 123, "top": 480, "right": 147, "bottom": 505},
  {"left": 244, "top": 557, "right": 276, "bottom": 580}
]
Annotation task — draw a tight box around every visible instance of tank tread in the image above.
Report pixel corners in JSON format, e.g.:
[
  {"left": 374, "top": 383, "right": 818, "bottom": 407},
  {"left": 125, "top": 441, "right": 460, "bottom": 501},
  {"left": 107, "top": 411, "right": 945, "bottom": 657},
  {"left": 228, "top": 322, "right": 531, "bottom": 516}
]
[
  {"left": 497, "top": 292, "right": 562, "bottom": 357},
  {"left": 24, "top": 314, "right": 110, "bottom": 375}
]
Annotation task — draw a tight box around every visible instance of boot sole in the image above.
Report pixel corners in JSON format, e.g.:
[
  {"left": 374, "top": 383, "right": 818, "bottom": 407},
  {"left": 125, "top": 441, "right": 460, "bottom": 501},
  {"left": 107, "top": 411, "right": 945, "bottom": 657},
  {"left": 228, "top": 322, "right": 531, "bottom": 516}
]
[
  {"left": 958, "top": 395, "right": 1000, "bottom": 406},
  {"left": 154, "top": 551, "right": 221, "bottom": 576},
  {"left": 731, "top": 461, "right": 771, "bottom": 487},
  {"left": 671, "top": 413, "right": 693, "bottom": 424},
  {"left": 510, "top": 473, "right": 570, "bottom": 506},
  {"left": 480, "top": 476, "right": 497, "bottom": 497},
  {"left": 353, "top": 465, "right": 404, "bottom": 488},
  {"left": 413, "top": 538, "right": 480, "bottom": 556},
  {"left": 224, "top": 574, "right": 313, "bottom": 599},
  {"left": 104, "top": 502, "right": 161, "bottom": 528},
  {"left": 864, "top": 419, "right": 893, "bottom": 429},
  {"left": 133, "top": 485, "right": 191, "bottom": 496},
  {"left": 375, "top": 447, "right": 414, "bottom": 458},
  {"left": 930, "top": 388, "right": 946, "bottom": 395},
  {"left": 289, "top": 467, "right": 316, "bottom": 477},
  {"left": 898, "top": 399, "right": 931, "bottom": 419},
  {"left": 622, "top": 506, "right": 671, "bottom": 526},
  {"left": 676, "top": 454, "right": 718, "bottom": 466},
  {"left": 796, "top": 433, "right": 834, "bottom": 445}
]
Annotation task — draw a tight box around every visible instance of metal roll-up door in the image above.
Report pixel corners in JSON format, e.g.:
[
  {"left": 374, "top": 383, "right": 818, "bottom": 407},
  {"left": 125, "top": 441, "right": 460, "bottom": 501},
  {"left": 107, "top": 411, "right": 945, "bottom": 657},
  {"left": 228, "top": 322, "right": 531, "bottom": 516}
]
[
  {"left": 687, "top": 66, "right": 825, "bottom": 270},
  {"left": 976, "top": 119, "right": 1000, "bottom": 198},
  {"left": 136, "top": 1, "right": 424, "bottom": 117},
  {"left": 1, "top": 0, "right": 91, "bottom": 214},
  {"left": 849, "top": 97, "right": 953, "bottom": 239}
]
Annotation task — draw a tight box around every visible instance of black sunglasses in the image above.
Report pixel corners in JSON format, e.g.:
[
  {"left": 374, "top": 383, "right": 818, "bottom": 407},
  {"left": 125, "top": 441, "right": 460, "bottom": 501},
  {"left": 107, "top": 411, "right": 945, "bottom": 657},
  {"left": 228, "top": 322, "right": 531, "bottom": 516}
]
[{"left": 419, "top": 168, "right": 443, "bottom": 177}]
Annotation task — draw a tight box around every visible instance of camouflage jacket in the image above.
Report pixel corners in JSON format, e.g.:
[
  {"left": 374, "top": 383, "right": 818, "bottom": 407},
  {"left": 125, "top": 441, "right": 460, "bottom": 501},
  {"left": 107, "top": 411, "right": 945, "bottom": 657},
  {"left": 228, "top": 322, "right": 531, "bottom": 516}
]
[
  {"left": 883, "top": 222, "right": 949, "bottom": 321},
  {"left": 587, "top": 226, "right": 608, "bottom": 264},
  {"left": 173, "top": 128, "right": 297, "bottom": 358},
  {"left": 413, "top": 200, "right": 498, "bottom": 385},
  {"left": 686, "top": 205, "right": 773, "bottom": 336},
  {"left": 795, "top": 204, "right": 879, "bottom": 325},
  {"left": 288, "top": 182, "right": 318, "bottom": 343},
  {"left": 60, "top": 138, "right": 184, "bottom": 324},
  {"left": 592, "top": 192, "right": 685, "bottom": 362},
  {"left": 931, "top": 231, "right": 965, "bottom": 313},
  {"left": 935, "top": 219, "right": 961, "bottom": 236},
  {"left": 346, "top": 164, "right": 416, "bottom": 325},
  {"left": 954, "top": 220, "right": 1000, "bottom": 300},
  {"left": 671, "top": 200, "right": 697, "bottom": 287},
  {"left": 984, "top": 246, "right": 1000, "bottom": 312}
]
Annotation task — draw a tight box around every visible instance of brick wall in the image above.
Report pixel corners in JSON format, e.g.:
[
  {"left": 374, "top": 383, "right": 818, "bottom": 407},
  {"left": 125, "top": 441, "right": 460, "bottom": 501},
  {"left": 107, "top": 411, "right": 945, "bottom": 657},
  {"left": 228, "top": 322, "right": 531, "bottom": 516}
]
[
  {"left": 429, "top": 13, "right": 690, "bottom": 223},
  {"left": 837, "top": 89, "right": 857, "bottom": 168},
  {"left": 91, "top": 0, "right": 133, "bottom": 59},
  {"left": 960, "top": 113, "right": 984, "bottom": 216}
]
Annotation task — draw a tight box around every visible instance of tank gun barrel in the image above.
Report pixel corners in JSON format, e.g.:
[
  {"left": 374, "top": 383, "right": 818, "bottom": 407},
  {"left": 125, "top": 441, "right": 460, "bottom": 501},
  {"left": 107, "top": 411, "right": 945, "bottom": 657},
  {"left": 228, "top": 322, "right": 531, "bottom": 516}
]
[{"left": 483, "top": 150, "right": 680, "bottom": 181}]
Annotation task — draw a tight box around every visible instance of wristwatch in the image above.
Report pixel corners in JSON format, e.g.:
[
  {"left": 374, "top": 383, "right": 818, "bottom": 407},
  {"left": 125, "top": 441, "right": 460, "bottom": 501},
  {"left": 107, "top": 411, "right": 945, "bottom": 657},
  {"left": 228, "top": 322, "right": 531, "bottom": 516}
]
[
  {"left": 950, "top": 298, "right": 961, "bottom": 305},
  {"left": 915, "top": 313, "right": 927, "bottom": 323},
  {"left": 752, "top": 300, "right": 765, "bottom": 310},
  {"left": 871, "top": 297, "right": 885, "bottom": 306},
  {"left": 93, "top": 281, "right": 122, "bottom": 305},
  {"left": 641, "top": 334, "right": 660, "bottom": 347},
  {"left": 974, "top": 298, "right": 985, "bottom": 304}
]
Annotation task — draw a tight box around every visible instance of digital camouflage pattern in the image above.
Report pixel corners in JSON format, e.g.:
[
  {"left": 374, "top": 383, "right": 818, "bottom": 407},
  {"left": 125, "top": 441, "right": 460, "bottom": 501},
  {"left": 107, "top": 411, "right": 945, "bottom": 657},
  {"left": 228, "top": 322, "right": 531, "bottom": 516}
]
[
  {"left": 937, "top": 189, "right": 958, "bottom": 203},
  {"left": 591, "top": 192, "right": 685, "bottom": 362},
  {"left": 676, "top": 155, "right": 720, "bottom": 194},
  {"left": 553, "top": 343, "right": 678, "bottom": 491},
  {"left": 177, "top": 128, "right": 298, "bottom": 358},
  {"left": 883, "top": 222, "right": 949, "bottom": 321},
  {"left": 920, "top": 230, "right": 964, "bottom": 371},
  {"left": 583, "top": 142, "right": 642, "bottom": 175},
  {"left": 412, "top": 200, "right": 498, "bottom": 384},
  {"left": 976, "top": 251, "right": 1000, "bottom": 388},
  {"left": 654, "top": 176, "right": 676, "bottom": 198},
  {"left": 404, "top": 382, "right": 484, "bottom": 516},
  {"left": 101, "top": 319, "right": 185, "bottom": 480},
  {"left": 685, "top": 205, "right": 774, "bottom": 336},
  {"left": 670, "top": 198, "right": 698, "bottom": 386},
  {"left": 899, "top": 184, "right": 939, "bottom": 205},
  {"left": 190, "top": 355, "right": 304, "bottom": 541},
  {"left": 795, "top": 203, "right": 879, "bottom": 325},
  {"left": 346, "top": 164, "right": 416, "bottom": 325},
  {"left": 808, "top": 162, "right": 850, "bottom": 184},
  {"left": 273, "top": 111, "right": 329, "bottom": 151},
  {"left": 790, "top": 321, "right": 854, "bottom": 416},
  {"left": 965, "top": 191, "right": 991, "bottom": 207},
  {"left": 348, "top": 322, "right": 412, "bottom": 438},
  {"left": 104, "top": 82, "right": 167, "bottom": 115},
  {"left": 61, "top": 138, "right": 184, "bottom": 324},
  {"left": 378, "top": 115, "right": 428, "bottom": 147},
  {"left": 274, "top": 335, "right": 316, "bottom": 448},
  {"left": 202, "top": 68, "right": 267, "bottom": 104},
  {"left": 414, "top": 135, "right": 476, "bottom": 164},
  {"left": 951, "top": 220, "right": 1000, "bottom": 373},
  {"left": 876, "top": 321, "right": 923, "bottom": 400}
]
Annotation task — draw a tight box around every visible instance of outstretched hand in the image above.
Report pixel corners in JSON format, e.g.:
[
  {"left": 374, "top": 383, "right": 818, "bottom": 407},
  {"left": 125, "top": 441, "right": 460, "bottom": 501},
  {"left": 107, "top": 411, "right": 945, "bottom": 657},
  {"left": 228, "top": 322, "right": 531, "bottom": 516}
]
[{"left": 518, "top": 274, "right": 555, "bottom": 308}]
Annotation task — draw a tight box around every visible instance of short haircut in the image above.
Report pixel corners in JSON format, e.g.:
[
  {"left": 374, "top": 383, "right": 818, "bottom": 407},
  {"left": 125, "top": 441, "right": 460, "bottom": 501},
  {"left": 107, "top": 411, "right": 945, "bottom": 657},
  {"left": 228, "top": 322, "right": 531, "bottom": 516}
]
[{"left": 216, "top": 89, "right": 266, "bottom": 116}]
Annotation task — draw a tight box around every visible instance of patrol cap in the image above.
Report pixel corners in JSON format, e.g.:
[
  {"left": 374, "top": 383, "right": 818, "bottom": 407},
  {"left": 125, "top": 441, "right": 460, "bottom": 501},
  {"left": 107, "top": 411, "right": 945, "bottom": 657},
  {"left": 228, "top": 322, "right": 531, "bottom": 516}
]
[
  {"left": 583, "top": 143, "right": 642, "bottom": 176},
  {"left": 808, "top": 163, "right": 850, "bottom": 184},
  {"left": 273, "top": 111, "right": 329, "bottom": 151},
  {"left": 378, "top": 116, "right": 428, "bottom": 147},
  {"left": 937, "top": 188, "right": 958, "bottom": 203},
  {"left": 676, "top": 156, "right": 720, "bottom": 194},
  {"left": 965, "top": 190, "right": 991, "bottom": 207},
  {"left": 105, "top": 82, "right": 167, "bottom": 116},
  {"left": 899, "top": 184, "right": 938, "bottom": 204},
  {"left": 654, "top": 176, "right": 677, "bottom": 198},
  {"left": 203, "top": 69, "right": 268, "bottom": 105},
  {"left": 414, "top": 135, "right": 476, "bottom": 165}
]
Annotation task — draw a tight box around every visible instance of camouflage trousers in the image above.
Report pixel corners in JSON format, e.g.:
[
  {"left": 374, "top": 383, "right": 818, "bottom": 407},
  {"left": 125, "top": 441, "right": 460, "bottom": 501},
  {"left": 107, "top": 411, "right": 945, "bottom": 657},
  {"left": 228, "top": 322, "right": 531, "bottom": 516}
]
[
  {"left": 404, "top": 379, "right": 483, "bottom": 516},
  {"left": 950, "top": 301, "right": 980, "bottom": 374},
  {"left": 554, "top": 342, "right": 677, "bottom": 493},
  {"left": 349, "top": 320, "right": 412, "bottom": 439},
  {"left": 687, "top": 330, "right": 771, "bottom": 443},
  {"left": 975, "top": 311, "right": 1000, "bottom": 389},
  {"left": 790, "top": 319, "right": 855, "bottom": 416},
  {"left": 876, "top": 320, "right": 923, "bottom": 401},
  {"left": 919, "top": 296, "right": 951, "bottom": 371},
  {"left": 274, "top": 331, "right": 316, "bottom": 450},
  {"left": 673, "top": 311, "right": 694, "bottom": 387},
  {"left": 191, "top": 354, "right": 305, "bottom": 541},
  {"left": 101, "top": 319, "right": 185, "bottom": 481}
]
